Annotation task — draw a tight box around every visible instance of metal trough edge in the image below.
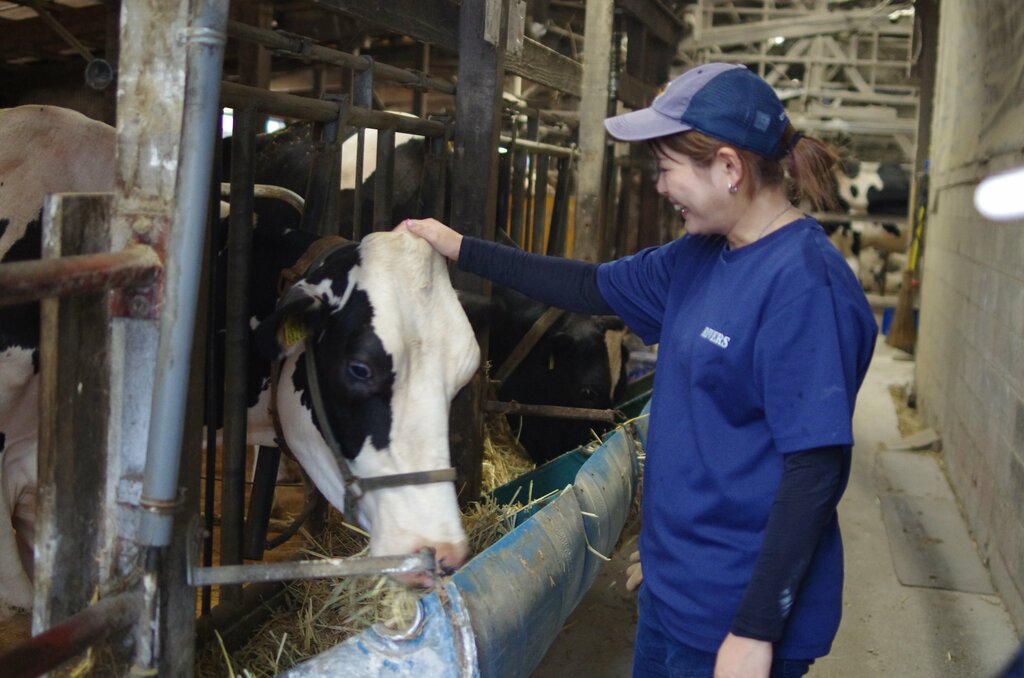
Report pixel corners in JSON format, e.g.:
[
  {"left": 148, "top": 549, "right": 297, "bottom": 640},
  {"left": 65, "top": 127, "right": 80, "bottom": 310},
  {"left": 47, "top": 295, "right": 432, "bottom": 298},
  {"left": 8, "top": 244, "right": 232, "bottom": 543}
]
[{"left": 278, "top": 414, "right": 647, "bottom": 677}]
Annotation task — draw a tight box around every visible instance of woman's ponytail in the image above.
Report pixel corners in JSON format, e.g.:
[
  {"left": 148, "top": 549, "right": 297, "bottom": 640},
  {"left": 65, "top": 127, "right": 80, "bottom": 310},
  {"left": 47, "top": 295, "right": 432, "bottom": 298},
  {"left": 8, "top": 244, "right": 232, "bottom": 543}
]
[{"left": 781, "top": 127, "right": 840, "bottom": 212}]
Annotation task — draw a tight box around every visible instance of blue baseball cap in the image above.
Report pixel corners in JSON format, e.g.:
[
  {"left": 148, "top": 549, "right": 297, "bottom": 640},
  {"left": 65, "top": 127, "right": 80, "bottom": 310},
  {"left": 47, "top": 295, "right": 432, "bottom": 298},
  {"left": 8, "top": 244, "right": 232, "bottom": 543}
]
[{"left": 604, "top": 63, "right": 790, "bottom": 159}]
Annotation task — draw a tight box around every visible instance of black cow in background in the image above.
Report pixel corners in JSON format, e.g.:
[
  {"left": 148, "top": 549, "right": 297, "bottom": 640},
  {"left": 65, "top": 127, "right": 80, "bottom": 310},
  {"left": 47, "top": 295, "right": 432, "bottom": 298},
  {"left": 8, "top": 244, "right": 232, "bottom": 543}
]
[{"left": 485, "top": 284, "right": 629, "bottom": 464}]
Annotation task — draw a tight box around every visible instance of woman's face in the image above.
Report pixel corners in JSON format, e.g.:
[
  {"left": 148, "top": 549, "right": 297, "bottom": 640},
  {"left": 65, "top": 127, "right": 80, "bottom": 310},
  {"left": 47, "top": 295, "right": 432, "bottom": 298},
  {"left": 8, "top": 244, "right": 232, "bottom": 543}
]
[{"left": 653, "top": 145, "right": 737, "bottom": 237}]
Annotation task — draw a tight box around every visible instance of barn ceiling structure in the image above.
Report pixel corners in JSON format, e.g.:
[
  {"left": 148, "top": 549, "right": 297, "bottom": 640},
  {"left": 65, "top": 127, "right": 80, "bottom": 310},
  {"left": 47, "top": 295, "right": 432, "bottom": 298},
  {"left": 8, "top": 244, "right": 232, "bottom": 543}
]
[
  {"left": 676, "top": 0, "right": 919, "bottom": 163},
  {"left": 0, "top": 1, "right": 919, "bottom": 162}
]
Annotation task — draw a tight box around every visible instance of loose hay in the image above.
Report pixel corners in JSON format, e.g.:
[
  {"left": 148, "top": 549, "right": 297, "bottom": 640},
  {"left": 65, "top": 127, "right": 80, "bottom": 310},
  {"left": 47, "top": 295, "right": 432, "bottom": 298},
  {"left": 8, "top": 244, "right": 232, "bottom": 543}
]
[
  {"left": 196, "top": 412, "right": 649, "bottom": 676},
  {"left": 196, "top": 413, "right": 539, "bottom": 677}
]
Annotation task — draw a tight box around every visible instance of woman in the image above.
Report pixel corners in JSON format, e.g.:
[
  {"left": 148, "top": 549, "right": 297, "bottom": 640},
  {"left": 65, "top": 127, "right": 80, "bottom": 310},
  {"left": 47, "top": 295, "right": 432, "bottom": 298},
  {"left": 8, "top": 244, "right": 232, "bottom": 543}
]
[{"left": 398, "top": 63, "right": 877, "bottom": 678}]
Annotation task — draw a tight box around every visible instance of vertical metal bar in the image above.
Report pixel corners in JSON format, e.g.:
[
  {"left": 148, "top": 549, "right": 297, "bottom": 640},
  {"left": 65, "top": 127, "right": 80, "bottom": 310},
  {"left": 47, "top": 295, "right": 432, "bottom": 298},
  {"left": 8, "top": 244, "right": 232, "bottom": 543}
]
[
  {"left": 509, "top": 128, "right": 529, "bottom": 244},
  {"left": 373, "top": 127, "right": 396, "bottom": 232},
  {"left": 201, "top": 140, "right": 221, "bottom": 616},
  {"left": 243, "top": 447, "right": 280, "bottom": 560},
  {"left": 219, "top": 105, "right": 257, "bottom": 607},
  {"left": 138, "top": 0, "right": 228, "bottom": 546},
  {"left": 352, "top": 58, "right": 374, "bottom": 240},
  {"left": 426, "top": 118, "right": 450, "bottom": 221},
  {"left": 531, "top": 152, "right": 549, "bottom": 254},
  {"left": 496, "top": 137, "right": 513, "bottom": 235},
  {"left": 523, "top": 115, "right": 540, "bottom": 249},
  {"left": 300, "top": 96, "right": 345, "bottom": 236},
  {"left": 548, "top": 155, "right": 572, "bottom": 256}
]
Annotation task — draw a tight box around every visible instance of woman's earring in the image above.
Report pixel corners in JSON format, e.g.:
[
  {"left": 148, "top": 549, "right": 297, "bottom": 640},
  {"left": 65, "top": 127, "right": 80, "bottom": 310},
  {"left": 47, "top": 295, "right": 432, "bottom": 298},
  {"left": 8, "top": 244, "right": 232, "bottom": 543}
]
[{"left": 728, "top": 183, "right": 739, "bottom": 194}]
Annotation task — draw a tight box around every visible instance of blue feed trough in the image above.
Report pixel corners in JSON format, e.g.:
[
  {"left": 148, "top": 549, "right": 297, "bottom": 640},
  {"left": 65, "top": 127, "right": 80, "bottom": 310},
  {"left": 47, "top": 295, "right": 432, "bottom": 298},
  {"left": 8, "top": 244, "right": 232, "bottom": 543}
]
[{"left": 280, "top": 403, "right": 650, "bottom": 677}]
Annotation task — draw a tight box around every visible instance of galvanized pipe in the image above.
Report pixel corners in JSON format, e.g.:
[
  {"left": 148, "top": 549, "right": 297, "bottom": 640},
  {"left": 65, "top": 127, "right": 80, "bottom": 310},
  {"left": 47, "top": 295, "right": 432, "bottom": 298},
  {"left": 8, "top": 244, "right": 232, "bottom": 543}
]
[
  {"left": 189, "top": 550, "right": 436, "bottom": 587},
  {"left": 137, "top": 0, "right": 229, "bottom": 547},
  {"left": 483, "top": 400, "right": 622, "bottom": 424},
  {"left": 0, "top": 591, "right": 141, "bottom": 678},
  {"left": 220, "top": 182, "right": 305, "bottom": 216},
  {"left": 0, "top": 244, "right": 161, "bottom": 307},
  {"left": 499, "top": 135, "right": 577, "bottom": 158},
  {"left": 220, "top": 81, "right": 445, "bottom": 137},
  {"left": 226, "top": 20, "right": 456, "bottom": 95}
]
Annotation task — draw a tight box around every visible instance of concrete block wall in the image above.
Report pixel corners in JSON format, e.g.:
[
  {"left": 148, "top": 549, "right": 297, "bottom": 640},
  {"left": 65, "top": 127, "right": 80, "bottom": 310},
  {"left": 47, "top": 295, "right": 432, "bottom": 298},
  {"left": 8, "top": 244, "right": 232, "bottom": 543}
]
[{"left": 915, "top": 0, "right": 1024, "bottom": 632}]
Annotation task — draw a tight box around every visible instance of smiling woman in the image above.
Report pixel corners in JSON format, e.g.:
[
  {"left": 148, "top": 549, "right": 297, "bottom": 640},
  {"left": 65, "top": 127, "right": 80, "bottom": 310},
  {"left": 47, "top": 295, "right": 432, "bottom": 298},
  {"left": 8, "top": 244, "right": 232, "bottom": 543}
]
[{"left": 400, "top": 62, "right": 877, "bottom": 678}]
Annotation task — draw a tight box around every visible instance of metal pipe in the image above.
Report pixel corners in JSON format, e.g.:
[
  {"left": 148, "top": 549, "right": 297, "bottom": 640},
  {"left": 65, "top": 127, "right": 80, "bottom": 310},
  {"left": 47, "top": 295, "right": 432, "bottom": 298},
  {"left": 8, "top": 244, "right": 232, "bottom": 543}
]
[
  {"left": 0, "top": 245, "right": 161, "bottom": 307},
  {"left": 220, "top": 105, "right": 257, "bottom": 603},
  {"left": 500, "top": 135, "right": 577, "bottom": 158},
  {"left": 0, "top": 591, "right": 141, "bottom": 678},
  {"left": 189, "top": 550, "right": 436, "bottom": 587},
  {"left": 220, "top": 81, "right": 445, "bottom": 136},
  {"left": 137, "top": 0, "right": 229, "bottom": 547},
  {"left": 483, "top": 400, "right": 623, "bottom": 423},
  {"left": 226, "top": 20, "right": 456, "bottom": 95},
  {"left": 220, "top": 182, "right": 305, "bottom": 216}
]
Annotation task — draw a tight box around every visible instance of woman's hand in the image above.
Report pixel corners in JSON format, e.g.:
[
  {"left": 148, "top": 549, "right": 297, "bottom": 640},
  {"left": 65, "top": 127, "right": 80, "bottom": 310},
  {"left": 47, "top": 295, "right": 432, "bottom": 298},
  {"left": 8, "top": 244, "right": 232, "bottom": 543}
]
[
  {"left": 714, "top": 633, "right": 772, "bottom": 678},
  {"left": 394, "top": 218, "right": 463, "bottom": 261},
  {"left": 625, "top": 550, "right": 643, "bottom": 592}
]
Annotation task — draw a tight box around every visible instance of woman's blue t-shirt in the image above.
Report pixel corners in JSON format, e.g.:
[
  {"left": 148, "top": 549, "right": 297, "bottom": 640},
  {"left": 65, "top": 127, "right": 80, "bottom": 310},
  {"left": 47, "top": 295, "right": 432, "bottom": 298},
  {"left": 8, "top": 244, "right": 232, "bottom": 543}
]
[{"left": 597, "top": 218, "right": 876, "bottom": 658}]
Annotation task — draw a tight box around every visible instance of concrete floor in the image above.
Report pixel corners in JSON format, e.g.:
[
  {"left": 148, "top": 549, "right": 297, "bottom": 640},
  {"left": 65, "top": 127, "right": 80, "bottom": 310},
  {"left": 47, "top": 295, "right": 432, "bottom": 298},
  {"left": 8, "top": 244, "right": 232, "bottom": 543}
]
[{"left": 534, "top": 341, "right": 1021, "bottom": 677}]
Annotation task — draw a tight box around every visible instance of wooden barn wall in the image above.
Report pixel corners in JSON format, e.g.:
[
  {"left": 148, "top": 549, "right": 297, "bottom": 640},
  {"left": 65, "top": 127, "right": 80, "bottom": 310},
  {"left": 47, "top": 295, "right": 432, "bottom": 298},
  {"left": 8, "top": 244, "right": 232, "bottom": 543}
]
[{"left": 915, "top": 0, "right": 1024, "bottom": 629}]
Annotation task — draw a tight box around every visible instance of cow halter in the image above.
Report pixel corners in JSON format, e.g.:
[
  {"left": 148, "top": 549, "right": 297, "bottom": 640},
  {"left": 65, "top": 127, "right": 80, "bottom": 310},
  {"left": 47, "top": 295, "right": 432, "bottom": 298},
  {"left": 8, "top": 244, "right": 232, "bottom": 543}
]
[{"left": 292, "top": 237, "right": 458, "bottom": 523}]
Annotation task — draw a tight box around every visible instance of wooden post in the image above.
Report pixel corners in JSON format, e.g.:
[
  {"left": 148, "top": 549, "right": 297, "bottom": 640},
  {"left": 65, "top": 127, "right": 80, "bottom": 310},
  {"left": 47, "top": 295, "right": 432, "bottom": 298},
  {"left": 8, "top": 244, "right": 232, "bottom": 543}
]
[
  {"left": 35, "top": 195, "right": 119, "bottom": 673},
  {"left": 573, "top": 0, "right": 614, "bottom": 263},
  {"left": 886, "top": 0, "right": 938, "bottom": 353},
  {"left": 448, "top": 0, "right": 509, "bottom": 504}
]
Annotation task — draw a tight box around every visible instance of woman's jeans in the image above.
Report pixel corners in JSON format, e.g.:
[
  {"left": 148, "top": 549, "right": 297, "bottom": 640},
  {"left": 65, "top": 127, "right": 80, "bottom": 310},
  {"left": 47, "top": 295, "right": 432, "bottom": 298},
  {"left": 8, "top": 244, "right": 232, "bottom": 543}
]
[{"left": 632, "top": 585, "right": 814, "bottom": 678}]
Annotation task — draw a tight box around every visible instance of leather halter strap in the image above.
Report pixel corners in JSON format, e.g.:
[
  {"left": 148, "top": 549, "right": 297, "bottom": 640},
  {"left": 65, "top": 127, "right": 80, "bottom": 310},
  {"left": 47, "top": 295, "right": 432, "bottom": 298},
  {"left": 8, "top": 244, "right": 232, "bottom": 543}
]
[{"left": 303, "top": 336, "right": 457, "bottom": 522}]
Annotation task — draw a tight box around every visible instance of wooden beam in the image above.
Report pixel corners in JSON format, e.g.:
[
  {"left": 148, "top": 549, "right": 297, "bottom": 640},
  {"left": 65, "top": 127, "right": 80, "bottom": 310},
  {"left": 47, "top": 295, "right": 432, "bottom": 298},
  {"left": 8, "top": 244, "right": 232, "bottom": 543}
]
[
  {"left": 680, "top": 9, "right": 912, "bottom": 51},
  {"left": 448, "top": 0, "right": 510, "bottom": 504},
  {"left": 306, "top": 0, "right": 459, "bottom": 49},
  {"left": 616, "top": 69, "right": 659, "bottom": 109},
  {"left": 618, "top": 0, "right": 684, "bottom": 46},
  {"left": 573, "top": 0, "right": 613, "bottom": 263},
  {"left": 506, "top": 37, "right": 582, "bottom": 97},
  {"left": 0, "top": 4, "right": 105, "bottom": 54}
]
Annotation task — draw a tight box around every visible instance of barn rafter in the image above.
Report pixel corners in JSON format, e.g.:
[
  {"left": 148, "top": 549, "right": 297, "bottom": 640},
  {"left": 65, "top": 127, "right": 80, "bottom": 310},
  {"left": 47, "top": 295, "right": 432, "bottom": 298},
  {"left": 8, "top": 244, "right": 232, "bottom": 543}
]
[{"left": 676, "top": 0, "right": 919, "bottom": 162}]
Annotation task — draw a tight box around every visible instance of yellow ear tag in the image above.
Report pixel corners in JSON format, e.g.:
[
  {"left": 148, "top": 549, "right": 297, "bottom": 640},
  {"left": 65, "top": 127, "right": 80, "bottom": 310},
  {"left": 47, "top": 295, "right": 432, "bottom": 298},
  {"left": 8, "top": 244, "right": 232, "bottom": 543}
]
[
  {"left": 548, "top": 354, "right": 556, "bottom": 371},
  {"left": 281, "top": 316, "right": 310, "bottom": 347}
]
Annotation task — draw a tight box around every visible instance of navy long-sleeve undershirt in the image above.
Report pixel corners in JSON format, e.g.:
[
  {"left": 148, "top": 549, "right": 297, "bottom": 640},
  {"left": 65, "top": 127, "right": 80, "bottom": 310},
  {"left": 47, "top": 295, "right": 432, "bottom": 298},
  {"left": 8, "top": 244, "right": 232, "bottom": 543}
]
[
  {"left": 457, "top": 234, "right": 843, "bottom": 643},
  {"left": 458, "top": 236, "right": 613, "bottom": 315}
]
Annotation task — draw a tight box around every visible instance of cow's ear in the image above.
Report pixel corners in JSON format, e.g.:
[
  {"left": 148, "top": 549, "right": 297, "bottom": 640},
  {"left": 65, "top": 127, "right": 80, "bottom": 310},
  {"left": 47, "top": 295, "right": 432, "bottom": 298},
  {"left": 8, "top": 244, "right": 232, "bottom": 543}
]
[{"left": 254, "top": 287, "right": 328, "bottom": 360}]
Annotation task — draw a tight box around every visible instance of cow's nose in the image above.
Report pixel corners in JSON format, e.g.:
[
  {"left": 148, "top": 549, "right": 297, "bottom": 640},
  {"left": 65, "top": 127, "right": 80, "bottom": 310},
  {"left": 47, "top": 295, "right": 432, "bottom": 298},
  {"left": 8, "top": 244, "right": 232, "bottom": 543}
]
[
  {"left": 394, "top": 541, "right": 468, "bottom": 588},
  {"left": 579, "top": 385, "right": 601, "bottom": 402}
]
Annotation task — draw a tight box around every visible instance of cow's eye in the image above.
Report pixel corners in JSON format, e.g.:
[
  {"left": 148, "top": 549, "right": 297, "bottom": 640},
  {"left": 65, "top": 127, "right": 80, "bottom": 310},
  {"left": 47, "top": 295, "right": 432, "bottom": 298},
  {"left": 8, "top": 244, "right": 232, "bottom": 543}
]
[{"left": 347, "top": 360, "right": 373, "bottom": 381}]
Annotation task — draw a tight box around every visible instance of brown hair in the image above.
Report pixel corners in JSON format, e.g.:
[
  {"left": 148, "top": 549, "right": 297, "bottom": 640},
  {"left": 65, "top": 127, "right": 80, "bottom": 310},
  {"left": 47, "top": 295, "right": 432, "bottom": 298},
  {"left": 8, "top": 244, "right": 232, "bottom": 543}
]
[{"left": 651, "top": 125, "right": 840, "bottom": 211}]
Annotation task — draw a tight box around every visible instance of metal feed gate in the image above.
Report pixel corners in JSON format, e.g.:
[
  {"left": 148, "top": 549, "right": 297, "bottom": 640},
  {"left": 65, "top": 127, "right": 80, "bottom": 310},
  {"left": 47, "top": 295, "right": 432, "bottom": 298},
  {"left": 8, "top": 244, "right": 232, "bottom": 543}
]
[{"left": 0, "top": 1, "right": 681, "bottom": 675}]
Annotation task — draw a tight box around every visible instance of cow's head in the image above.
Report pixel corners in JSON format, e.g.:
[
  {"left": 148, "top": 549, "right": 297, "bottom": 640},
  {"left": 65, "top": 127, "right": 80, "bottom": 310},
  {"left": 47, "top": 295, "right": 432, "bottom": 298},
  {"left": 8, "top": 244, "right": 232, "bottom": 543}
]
[{"left": 256, "top": 232, "right": 480, "bottom": 584}]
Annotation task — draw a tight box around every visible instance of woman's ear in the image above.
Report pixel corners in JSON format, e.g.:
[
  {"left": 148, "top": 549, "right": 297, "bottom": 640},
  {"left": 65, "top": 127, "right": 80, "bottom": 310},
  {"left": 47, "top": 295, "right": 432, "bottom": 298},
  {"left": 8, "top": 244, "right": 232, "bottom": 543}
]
[{"left": 715, "top": 146, "right": 745, "bottom": 190}]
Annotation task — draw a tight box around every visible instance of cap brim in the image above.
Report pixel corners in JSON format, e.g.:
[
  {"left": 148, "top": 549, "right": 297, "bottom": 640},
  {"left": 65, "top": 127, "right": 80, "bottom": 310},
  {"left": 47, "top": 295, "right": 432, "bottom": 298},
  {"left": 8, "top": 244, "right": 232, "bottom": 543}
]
[{"left": 604, "top": 107, "right": 692, "bottom": 141}]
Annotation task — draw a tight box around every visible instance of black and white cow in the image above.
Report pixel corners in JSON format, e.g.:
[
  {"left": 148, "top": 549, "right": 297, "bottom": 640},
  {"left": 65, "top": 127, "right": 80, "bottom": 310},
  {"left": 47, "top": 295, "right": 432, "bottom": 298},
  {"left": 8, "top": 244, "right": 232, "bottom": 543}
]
[
  {"left": 0, "top": 105, "right": 479, "bottom": 616},
  {"left": 0, "top": 105, "right": 116, "bottom": 616},
  {"left": 242, "top": 226, "right": 479, "bottom": 584},
  {"left": 830, "top": 160, "right": 911, "bottom": 294}
]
